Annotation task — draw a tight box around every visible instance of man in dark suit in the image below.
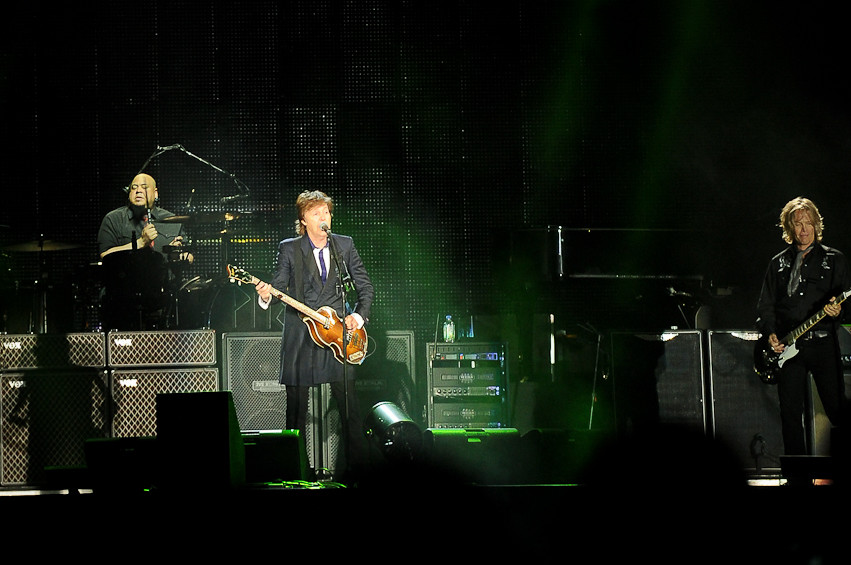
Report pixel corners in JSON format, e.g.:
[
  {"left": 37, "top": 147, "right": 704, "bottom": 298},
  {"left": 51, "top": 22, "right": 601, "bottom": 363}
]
[{"left": 256, "top": 190, "right": 374, "bottom": 481}]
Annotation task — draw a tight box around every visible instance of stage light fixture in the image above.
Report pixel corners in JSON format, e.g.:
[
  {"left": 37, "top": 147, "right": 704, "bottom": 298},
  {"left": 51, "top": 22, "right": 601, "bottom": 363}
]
[{"left": 363, "top": 401, "right": 423, "bottom": 462}]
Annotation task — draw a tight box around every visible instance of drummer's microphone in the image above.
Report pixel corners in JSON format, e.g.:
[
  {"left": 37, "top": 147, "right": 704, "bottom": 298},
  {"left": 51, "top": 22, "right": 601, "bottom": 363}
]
[
  {"left": 144, "top": 209, "right": 154, "bottom": 248},
  {"left": 221, "top": 194, "right": 248, "bottom": 204}
]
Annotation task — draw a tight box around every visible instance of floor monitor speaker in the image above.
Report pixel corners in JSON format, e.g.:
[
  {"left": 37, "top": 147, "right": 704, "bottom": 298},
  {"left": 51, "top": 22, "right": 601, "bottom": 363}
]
[{"left": 155, "top": 391, "right": 245, "bottom": 490}]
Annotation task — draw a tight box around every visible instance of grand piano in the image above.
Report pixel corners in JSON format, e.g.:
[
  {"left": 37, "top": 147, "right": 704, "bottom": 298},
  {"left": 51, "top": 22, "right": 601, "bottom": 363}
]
[{"left": 506, "top": 226, "right": 728, "bottom": 433}]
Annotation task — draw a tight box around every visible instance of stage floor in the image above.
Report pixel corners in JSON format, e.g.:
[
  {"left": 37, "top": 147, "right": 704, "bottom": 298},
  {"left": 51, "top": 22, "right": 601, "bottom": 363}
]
[{"left": 0, "top": 478, "right": 846, "bottom": 563}]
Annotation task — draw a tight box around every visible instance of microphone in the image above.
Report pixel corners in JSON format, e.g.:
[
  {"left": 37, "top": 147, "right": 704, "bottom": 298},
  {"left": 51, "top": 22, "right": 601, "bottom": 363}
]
[
  {"left": 320, "top": 222, "right": 331, "bottom": 233},
  {"left": 220, "top": 194, "right": 249, "bottom": 204},
  {"left": 144, "top": 209, "right": 155, "bottom": 248},
  {"left": 667, "top": 286, "right": 692, "bottom": 298}
]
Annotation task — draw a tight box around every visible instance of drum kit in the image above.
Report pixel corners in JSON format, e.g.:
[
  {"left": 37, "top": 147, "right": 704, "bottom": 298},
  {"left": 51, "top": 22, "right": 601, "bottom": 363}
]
[{"left": 0, "top": 209, "right": 256, "bottom": 334}]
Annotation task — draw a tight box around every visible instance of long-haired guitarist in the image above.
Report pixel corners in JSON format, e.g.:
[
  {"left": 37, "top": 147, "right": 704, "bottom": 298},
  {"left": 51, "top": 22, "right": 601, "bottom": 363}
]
[
  {"left": 255, "top": 190, "right": 374, "bottom": 481},
  {"left": 756, "top": 197, "right": 850, "bottom": 457}
]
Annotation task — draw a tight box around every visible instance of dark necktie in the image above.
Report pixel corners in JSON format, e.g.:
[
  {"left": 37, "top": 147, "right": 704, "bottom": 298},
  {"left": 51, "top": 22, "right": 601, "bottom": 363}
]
[
  {"left": 319, "top": 248, "right": 327, "bottom": 283},
  {"left": 787, "top": 247, "right": 811, "bottom": 297}
]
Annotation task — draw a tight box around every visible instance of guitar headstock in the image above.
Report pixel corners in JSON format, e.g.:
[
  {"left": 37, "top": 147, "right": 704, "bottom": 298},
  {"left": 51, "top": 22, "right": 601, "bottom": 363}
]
[{"left": 226, "top": 264, "right": 254, "bottom": 285}]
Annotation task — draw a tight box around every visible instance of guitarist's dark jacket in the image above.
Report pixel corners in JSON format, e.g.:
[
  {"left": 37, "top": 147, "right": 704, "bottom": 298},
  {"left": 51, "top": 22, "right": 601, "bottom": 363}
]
[
  {"left": 269, "top": 234, "right": 374, "bottom": 386},
  {"left": 756, "top": 243, "right": 851, "bottom": 339}
]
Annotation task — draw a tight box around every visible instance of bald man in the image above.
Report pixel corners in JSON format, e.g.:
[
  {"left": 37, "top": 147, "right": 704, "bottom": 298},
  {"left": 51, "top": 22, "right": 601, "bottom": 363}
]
[
  {"left": 98, "top": 173, "right": 188, "bottom": 258},
  {"left": 97, "top": 173, "right": 191, "bottom": 329}
]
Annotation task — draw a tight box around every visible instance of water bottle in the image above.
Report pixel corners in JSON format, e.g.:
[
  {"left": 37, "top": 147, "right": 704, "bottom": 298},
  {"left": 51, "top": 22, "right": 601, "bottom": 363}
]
[{"left": 442, "top": 315, "right": 455, "bottom": 343}]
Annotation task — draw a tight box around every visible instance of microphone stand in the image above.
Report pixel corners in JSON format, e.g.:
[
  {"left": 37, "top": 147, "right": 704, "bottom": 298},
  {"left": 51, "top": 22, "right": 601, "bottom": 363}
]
[
  {"left": 578, "top": 322, "right": 604, "bottom": 431},
  {"left": 136, "top": 144, "right": 251, "bottom": 203},
  {"left": 134, "top": 144, "right": 251, "bottom": 326},
  {"left": 326, "top": 229, "right": 353, "bottom": 470}
]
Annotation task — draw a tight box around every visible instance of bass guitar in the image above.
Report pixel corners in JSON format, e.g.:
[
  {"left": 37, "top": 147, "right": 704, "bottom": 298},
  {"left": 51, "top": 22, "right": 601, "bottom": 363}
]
[
  {"left": 226, "top": 264, "right": 368, "bottom": 365},
  {"left": 753, "top": 289, "right": 851, "bottom": 383}
]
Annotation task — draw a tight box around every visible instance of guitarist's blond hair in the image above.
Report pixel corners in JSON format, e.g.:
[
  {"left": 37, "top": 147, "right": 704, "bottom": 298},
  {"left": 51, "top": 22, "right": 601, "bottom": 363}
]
[
  {"left": 294, "top": 190, "right": 334, "bottom": 235},
  {"left": 779, "top": 197, "right": 824, "bottom": 245}
]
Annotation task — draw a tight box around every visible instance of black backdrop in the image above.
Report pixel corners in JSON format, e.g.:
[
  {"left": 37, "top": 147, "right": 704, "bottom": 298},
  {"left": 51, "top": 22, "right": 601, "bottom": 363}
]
[{"left": 2, "top": 1, "right": 850, "bottom": 382}]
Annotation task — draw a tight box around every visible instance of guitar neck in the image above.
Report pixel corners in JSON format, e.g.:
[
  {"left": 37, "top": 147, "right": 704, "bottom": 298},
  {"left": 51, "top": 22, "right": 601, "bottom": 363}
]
[
  {"left": 783, "top": 291, "right": 850, "bottom": 344},
  {"left": 251, "top": 275, "right": 326, "bottom": 324},
  {"left": 784, "top": 311, "right": 827, "bottom": 344}
]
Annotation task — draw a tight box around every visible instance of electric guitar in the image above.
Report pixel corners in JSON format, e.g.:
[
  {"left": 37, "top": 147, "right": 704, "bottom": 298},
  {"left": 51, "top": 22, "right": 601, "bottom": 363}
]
[
  {"left": 753, "top": 289, "right": 851, "bottom": 383},
  {"left": 226, "top": 264, "right": 368, "bottom": 365}
]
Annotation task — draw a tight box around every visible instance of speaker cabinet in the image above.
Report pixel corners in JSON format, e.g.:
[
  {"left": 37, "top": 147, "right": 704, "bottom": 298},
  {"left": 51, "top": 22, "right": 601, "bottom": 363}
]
[
  {"left": 0, "top": 333, "right": 106, "bottom": 370},
  {"left": 110, "top": 368, "right": 219, "bottom": 437},
  {"left": 84, "top": 436, "right": 159, "bottom": 493},
  {"left": 610, "top": 330, "right": 706, "bottom": 435},
  {"left": 423, "top": 428, "right": 521, "bottom": 484},
  {"left": 155, "top": 391, "right": 245, "bottom": 490},
  {"left": 708, "top": 331, "right": 783, "bottom": 473},
  {"left": 242, "top": 430, "right": 309, "bottom": 483},
  {"left": 221, "top": 332, "right": 287, "bottom": 431},
  {"left": 107, "top": 330, "right": 216, "bottom": 367},
  {"left": 221, "top": 332, "right": 330, "bottom": 473},
  {"left": 0, "top": 369, "right": 109, "bottom": 486}
]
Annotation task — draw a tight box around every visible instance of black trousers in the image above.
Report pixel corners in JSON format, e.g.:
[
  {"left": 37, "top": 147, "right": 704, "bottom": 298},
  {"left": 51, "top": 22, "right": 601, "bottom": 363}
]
[
  {"left": 285, "top": 380, "right": 365, "bottom": 476},
  {"left": 777, "top": 335, "right": 846, "bottom": 455}
]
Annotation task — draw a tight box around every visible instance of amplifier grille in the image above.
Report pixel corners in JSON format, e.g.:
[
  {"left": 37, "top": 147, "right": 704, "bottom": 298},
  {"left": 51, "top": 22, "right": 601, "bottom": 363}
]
[
  {"left": 111, "top": 368, "right": 220, "bottom": 437},
  {"left": 0, "top": 369, "right": 109, "bottom": 486},
  {"left": 107, "top": 330, "right": 216, "bottom": 367},
  {"left": 0, "top": 333, "right": 106, "bottom": 370}
]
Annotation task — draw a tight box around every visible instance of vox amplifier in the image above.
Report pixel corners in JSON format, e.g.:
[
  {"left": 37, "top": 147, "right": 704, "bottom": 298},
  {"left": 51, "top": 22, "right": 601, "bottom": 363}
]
[
  {"left": 0, "top": 333, "right": 106, "bottom": 370},
  {"left": 107, "top": 330, "right": 216, "bottom": 367}
]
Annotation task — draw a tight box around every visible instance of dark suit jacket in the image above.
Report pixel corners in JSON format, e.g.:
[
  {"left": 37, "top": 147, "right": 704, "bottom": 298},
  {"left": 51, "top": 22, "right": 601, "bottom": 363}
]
[{"left": 270, "top": 233, "right": 374, "bottom": 386}]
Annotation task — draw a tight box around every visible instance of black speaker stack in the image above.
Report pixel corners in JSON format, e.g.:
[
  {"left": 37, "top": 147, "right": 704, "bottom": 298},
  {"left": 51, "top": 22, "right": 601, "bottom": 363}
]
[
  {"left": 609, "top": 329, "right": 786, "bottom": 475},
  {"left": 0, "top": 330, "right": 218, "bottom": 486}
]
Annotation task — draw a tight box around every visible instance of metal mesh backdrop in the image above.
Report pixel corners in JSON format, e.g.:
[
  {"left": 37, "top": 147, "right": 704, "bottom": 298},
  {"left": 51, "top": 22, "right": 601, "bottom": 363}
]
[
  {"left": 1, "top": 1, "right": 770, "bottom": 376},
  {"left": 8, "top": 2, "right": 848, "bottom": 396}
]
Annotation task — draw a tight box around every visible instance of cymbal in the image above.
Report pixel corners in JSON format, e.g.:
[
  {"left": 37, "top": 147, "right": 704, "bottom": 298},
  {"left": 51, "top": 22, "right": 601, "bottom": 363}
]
[
  {"left": 3, "top": 239, "right": 82, "bottom": 252},
  {"left": 159, "top": 212, "right": 250, "bottom": 224}
]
